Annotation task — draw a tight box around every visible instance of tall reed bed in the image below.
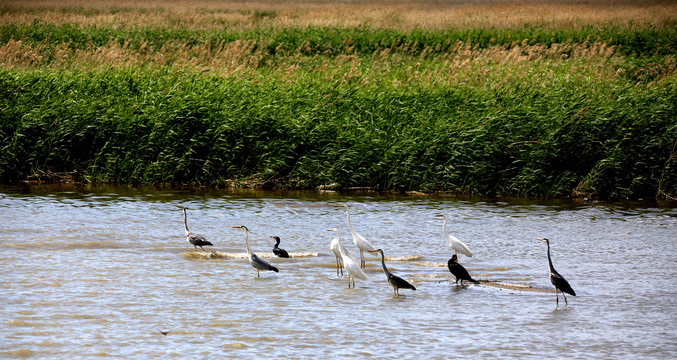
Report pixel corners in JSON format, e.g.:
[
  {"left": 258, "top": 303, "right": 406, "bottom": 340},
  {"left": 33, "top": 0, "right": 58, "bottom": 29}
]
[
  {"left": 1, "top": 1, "right": 675, "bottom": 199},
  {"left": 1, "top": 65, "right": 674, "bottom": 199}
]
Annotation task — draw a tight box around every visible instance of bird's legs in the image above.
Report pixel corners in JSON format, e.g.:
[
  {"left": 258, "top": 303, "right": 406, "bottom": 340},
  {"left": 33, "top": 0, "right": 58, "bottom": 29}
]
[
  {"left": 347, "top": 274, "right": 353, "bottom": 288},
  {"left": 562, "top": 292, "right": 568, "bottom": 306},
  {"left": 359, "top": 250, "right": 365, "bottom": 269},
  {"left": 555, "top": 288, "right": 559, "bottom": 306},
  {"left": 257, "top": 269, "right": 260, "bottom": 278},
  {"left": 199, "top": 246, "right": 206, "bottom": 252}
]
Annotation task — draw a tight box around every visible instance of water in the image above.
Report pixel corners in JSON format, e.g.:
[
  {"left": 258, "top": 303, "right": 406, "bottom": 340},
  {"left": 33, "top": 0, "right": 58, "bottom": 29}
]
[{"left": 1, "top": 185, "right": 676, "bottom": 359}]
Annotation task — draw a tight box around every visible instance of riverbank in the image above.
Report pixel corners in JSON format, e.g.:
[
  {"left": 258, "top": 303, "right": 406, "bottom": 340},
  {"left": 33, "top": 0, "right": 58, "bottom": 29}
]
[{"left": 1, "top": 1, "right": 675, "bottom": 200}]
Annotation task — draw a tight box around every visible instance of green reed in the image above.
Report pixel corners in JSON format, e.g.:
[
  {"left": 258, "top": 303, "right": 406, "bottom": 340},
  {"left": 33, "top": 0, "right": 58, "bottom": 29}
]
[
  {"left": 1, "top": 64, "right": 674, "bottom": 199},
  {"left": 1, "top": 21, "right": 675, "bottom": 200}
]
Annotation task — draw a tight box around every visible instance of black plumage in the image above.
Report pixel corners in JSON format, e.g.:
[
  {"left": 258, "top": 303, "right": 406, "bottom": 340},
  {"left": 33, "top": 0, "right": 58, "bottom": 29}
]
[
  {"left": 447, "top": 254, "right": 479, "bottom": 285},
  {"left": 271, "top": 236, "right": 290, "bottom": 258}
]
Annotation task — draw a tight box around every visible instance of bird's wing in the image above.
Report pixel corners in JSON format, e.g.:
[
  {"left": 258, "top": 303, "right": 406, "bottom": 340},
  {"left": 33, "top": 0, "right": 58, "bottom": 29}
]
[
  {"left": 355, "top": 232, "right": 376, "bottom": 252},
  {"left": 447, "top": 234, "right": 473, "bottom": 257},
  {"left": 552, "top": 273, "right": 576, "bottom": 296}
]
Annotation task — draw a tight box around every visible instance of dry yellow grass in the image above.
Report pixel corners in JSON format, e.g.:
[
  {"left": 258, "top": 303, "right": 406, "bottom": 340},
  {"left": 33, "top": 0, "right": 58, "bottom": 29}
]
[{"left": 1, "top": 0, "right": 675, "bottom": 30}]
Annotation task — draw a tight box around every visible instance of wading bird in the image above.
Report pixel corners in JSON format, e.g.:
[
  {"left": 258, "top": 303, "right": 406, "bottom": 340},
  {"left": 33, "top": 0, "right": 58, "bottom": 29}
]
[
  {"left": 329, "top": 230, "right": 345, "bottom": 276},
  {"left": 330, "top": 229, "right": 367, "bottom": 288},
  {"left": 536, "top": 238, "right": 576, "bottom": 306},
  {"left": 232, "top": 226, "right": 279, "bottom": 277},
  {"left": 343, "top": 204, "right": 376, "bottom": 268},
  {"left": 447, "top": 254, "right": 479, "bottom": 285},
  {"left": 271, "top": 236, "right": 290, "bottom": 258},
  {"left": 369, "top": 249, "right": 416, "bottom": 297},
  {"left": 437, "top": 214, "right": 473, "bottom": 257},
  {"left": 183, "top": 208, "right": 213, "bottom": 252}
]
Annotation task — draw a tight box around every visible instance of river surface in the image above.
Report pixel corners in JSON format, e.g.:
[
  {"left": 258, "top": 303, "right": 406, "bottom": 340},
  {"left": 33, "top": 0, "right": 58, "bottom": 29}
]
[{"left": 1, "top": 185, "right": 676, "bottom": 359}]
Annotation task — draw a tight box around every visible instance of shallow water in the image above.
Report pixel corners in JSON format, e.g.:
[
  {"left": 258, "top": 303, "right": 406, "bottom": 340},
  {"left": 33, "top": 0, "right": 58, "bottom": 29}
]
[{"left": 1, "top": 186, "right": 676, "bottom": 359}]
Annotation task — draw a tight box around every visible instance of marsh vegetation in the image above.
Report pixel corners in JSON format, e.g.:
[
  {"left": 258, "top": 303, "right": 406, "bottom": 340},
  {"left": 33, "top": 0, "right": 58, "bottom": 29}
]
[{"left": 1, "top": 0, "right": 675, "bottom": 199}]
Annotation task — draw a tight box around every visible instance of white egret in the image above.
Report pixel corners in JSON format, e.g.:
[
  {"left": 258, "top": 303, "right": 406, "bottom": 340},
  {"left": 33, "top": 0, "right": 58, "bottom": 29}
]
[
  {"left": 330, "top": 236, "right": 344, "bottom": 276},
  {"left": 232, "top": 226, "right": 279, "bottom": 277},
  {"left": 536, "top": 238, "right": 576, "bottom": 306},
  {"left": 183, "top": 208, "right": 213, "bottom": 252},
  {"left": 368, "top": 249, "right": 416, "bottom": 297},
  {"left": 329, "top": 228, "right": 367, "bottom": 288},
  {"left": 437, "top": 214, "right": 473, "bottom": 257},
  {"left": 447, "top": 254, "right": 479, "bottom": 285},
  {"left": 343, "top": 204, "right": 377, "bottom": 268},
  {"left": 271, "top": 236, "right": 290, "bottom": 258}
]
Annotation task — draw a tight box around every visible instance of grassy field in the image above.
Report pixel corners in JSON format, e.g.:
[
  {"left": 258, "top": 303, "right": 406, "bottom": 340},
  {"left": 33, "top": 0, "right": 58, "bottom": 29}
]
[{"left": 1, "top": 0, "right": 675, "bottom": 200}]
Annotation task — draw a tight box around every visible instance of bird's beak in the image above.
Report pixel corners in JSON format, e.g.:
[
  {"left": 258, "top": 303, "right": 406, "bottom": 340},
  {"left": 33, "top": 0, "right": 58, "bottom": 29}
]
[{"left": 536, "top": 238, "right": 546, "bottom": 242}]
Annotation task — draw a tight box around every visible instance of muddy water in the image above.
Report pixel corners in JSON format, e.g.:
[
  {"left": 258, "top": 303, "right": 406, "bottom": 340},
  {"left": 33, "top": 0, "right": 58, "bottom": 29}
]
[{"left": 1, "top": 186, "right": 675, "bottom": 359}]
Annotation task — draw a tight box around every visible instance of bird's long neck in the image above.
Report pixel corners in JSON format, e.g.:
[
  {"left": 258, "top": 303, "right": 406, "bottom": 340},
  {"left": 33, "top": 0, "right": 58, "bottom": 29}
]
[
  {"left": 183, "top": 210, "right": 190, "bottom": 235},
  {"left": 378, "top": 251, "right": 390, "bottom": 276},
  {"left": 244, "top": 229, "right": 252, "bottom": 257},
  {"left": 545, "top": 241, "right": 555, "bottom": 274},
  {"left": 345, "top": 211, "right": 356, "bottom": 236},
  {"left": 442, "top": 217, "right": 448, "bottom": 235},
  {"left": 275, "top": 237, "right": 281, "bottom": 247}
]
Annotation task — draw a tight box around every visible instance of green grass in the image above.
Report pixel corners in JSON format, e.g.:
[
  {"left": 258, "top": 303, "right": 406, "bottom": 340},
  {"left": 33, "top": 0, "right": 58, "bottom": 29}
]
[
  {"left": 2, "top": 22, "right": 676, "bottom": 59},
  {"left": 1, "top": 20, "right": 676, "bottom": 199},
  {"left": 1, "top": 64, "right": 674, "bottom": 199}
]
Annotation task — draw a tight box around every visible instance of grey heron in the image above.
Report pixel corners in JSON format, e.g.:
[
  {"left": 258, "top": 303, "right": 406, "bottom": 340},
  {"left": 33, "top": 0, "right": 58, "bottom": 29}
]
[
  {"left": 183, "top": 208, "right": 213, "bottom": 252},
  {"left": 232, "top": 226, "right": 279, "bottom": 277},
  {"left": 536, "top": 238, "right": 576, "bottom": 306},
  {"left": 368, "top": 249, "right": 416, "bottom": 297}
]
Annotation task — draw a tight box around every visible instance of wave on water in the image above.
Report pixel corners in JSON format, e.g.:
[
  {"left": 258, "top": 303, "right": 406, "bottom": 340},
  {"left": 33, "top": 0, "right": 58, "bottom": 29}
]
[
  {"left": 386, "top": 255, "right": 423, "bottom": 261},
  {"left": 414, "top": 261, "right": 447, "bottom": 268}
]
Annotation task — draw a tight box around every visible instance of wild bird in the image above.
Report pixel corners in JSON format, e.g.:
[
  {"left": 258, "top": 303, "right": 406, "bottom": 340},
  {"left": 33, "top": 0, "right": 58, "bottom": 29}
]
[
  {"left": 183, "top": 208, "right": 213, "bottom": 252},
  {"left": 342, "top": 204, "right": 377, "bottom": 268},
  {"left": 536, "top": 238, "right": 576, "bottom": 306},
  {"left": 232, "top": 226, "right": 279, "bottom": 277},
  {"left": 329, "top": 228, "right": 367, "bottom": 288},
  {"left": 437, "top": 213, "right": 473, "bottom": 257},
  {"left": 156, "top": 329, "right": 170, "bottom": 336},
  {"left": 271, "top": 236, "right": 290, "bottom": 258},
  {"left": 447, "top": 254, "right": 479, "bottom": 285},
  {"left": 329, "top": 232, "right": 345, "bottom": 277},
  {"left": 368, "top": 249, "right": 416, "bottom": 297}
]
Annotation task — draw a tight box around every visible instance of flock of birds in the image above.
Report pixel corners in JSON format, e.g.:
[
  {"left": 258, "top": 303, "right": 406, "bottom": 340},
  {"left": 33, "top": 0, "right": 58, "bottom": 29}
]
[{"left": 183, "top": 205, "right": 576, "bottom": 306}]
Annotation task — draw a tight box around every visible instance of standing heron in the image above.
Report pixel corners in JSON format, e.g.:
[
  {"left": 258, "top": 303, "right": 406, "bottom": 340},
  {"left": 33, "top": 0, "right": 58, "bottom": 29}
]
[
  {"left": 368, "top": 249, "right": 416, "bottom": 297},
  {"left": 447, "top": 254, "right": 479, "bottom": 285},
  {"left": 330, "top": 229, "right": 367, "bottom": 288},
  {"left": 183, "top": 208, "right": 213, "bottom": 252},
  {"left": 232, "top": 226, "right": 279, "bottom": 277},
  {"left": 536, "top": 238, "right": 576, "bottom": 306},
  {"left": 437, "top": 214, "right": 473, "bottom": 257},
  {"left": 343, "top": 204, "right": 376, "bottom": 268},
  {"left": 271, "top": 236, "right": 290, "bottom": 258}
]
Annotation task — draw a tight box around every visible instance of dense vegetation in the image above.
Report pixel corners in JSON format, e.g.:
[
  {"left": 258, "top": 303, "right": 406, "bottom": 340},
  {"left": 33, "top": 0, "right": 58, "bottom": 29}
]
[{"left": 1, "top": 1, "right": 675, "bottom": 200}]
